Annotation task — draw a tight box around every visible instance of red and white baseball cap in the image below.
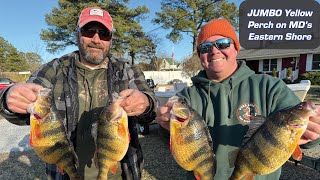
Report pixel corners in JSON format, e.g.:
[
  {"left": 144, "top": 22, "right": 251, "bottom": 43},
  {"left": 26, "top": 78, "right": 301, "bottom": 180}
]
[{"left": 78, "top": 6, "right": 113, "bottom": 31}]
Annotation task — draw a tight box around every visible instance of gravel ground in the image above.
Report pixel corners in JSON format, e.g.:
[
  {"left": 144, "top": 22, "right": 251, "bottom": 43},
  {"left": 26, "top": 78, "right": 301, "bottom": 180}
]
[
  {"left": 0, "top": 86, "right": 319, "bottom": 179},
  {"left": 0, "top": 123, "right": 319, "bottom": 180}
]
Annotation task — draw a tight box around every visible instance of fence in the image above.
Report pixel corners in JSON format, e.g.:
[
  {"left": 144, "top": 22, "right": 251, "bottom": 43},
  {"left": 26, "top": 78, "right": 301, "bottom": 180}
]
[
  {"left": 143, "top": 71, "right": 192, "bottom": 85},
  {"left": 278, "top": 68, "right": 299, "bottom": 81},
  {"left": 0, "top": 72, "right": 31, "bottom": 82}
]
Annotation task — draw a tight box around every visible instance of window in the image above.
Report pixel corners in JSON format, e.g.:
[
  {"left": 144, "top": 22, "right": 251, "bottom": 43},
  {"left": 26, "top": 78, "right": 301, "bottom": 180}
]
[
  {"left": 312, "top": 54, "right": 320, "bottom": 70},
  {"left": 263, "top": 59, "right": 277, "bottom": 71}
]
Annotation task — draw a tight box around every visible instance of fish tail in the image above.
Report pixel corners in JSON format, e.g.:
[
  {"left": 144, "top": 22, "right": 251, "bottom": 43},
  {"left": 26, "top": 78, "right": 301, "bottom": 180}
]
[
  {"left": 229, "top": 166, "right": 251, "bottom": 180},
  {"left": 97, "top": 167, "right": 109, "bottom": 180}
]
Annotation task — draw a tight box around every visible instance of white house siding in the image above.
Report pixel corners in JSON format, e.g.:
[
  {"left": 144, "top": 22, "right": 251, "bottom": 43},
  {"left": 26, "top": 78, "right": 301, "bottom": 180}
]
[
  {"left": 306, "top": 54, "right": 313, "bottom": 71},
  {"left": 143, "top": 71, "right": 192, "bottom": 84}
]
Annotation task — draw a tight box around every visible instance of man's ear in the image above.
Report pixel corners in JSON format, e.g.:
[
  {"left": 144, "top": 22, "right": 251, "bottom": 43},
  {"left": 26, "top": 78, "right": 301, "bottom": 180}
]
[{"left": 74, "top": 29, "right": 80, "bottom": 45}]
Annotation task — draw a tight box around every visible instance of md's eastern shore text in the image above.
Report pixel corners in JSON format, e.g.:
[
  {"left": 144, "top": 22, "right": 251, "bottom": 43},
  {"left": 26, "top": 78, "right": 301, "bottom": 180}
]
[{"left": 248, "top": 33, "right": 312, "bottom": 41}]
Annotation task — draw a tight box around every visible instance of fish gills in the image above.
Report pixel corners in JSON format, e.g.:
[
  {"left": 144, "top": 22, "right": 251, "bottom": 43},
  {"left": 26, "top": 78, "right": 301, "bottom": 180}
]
[
  {"left": 170, "top": 96, "right": 215, "bottom": 180},
  {"left": 230, "top": 101, "right": 315, "bottom": 180},
  {"left": 96, "top": 94, "right": 130, "bottom": 180}
]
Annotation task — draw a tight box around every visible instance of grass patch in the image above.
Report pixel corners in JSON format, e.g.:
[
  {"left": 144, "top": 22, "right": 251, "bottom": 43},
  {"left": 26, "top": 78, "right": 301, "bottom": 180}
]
[{"left": 305, "top": 85, "right": 320, "bottom": 104}]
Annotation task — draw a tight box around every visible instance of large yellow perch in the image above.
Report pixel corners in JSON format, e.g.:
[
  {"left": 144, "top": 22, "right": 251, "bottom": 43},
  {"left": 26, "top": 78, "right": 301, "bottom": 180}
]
[
  {"left": 29, "top": 88, "right": 79, "bottom": 179},
  {"left": 96, "top": 93, "right": 130, "bottom": 180},
  {"left": 230, "top": 101, "right": 316, "bottom": 180},
  {"left": 169, "top": 96, "right": 215, "bottom": 180}
]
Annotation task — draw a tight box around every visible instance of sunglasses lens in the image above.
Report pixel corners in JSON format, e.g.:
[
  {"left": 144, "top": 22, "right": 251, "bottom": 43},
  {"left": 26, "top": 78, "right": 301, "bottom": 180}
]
[
  {"left": 215, "top": 38, "right": 232, "bottom": 50},
  {"left": 81, "top": 29, "right": 95, "bottom": 38},
  {"left": 199, "top": 42, "right": 213, "bottom": 54},
  {"left": 199, "top": 38, "right": 233, "bottom": 54},
  {"left": 81, "top": 29, "right": 112, "bottom": 41},
  {"left": 98, "top": 30, "right": 112, "bottom": 41}
]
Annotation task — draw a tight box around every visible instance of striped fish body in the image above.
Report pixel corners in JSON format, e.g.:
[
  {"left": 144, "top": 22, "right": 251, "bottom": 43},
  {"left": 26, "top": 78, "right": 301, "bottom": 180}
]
[
  {"left": 169, "top": 96, "right": 215, "bottom": 180},
  {"left": 29, "top": 88, "right": 79, "bottom": 179},
  {"left": 96, "top": 95, "right": 130, "bottom": 180},
  {"left": 230, "top": 101, "right": 314, "bottom": 180}
]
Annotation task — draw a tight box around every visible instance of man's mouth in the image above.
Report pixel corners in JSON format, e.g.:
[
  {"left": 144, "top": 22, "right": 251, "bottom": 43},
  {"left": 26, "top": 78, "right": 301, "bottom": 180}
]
[
  {"left": 89, "top": 46, "right": 101, "bottom": 50},
  {"left": 208, "top": 57, "right": 225, "bottom": 62}
]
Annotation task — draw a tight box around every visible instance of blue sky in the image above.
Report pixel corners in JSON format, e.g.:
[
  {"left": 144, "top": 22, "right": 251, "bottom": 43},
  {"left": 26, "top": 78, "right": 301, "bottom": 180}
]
[
  {"left": 13, "top": 0, "right": 320, "bottom": 64},
  {"left": 0, "top": 0, "right": 244, "bottom": 64}
]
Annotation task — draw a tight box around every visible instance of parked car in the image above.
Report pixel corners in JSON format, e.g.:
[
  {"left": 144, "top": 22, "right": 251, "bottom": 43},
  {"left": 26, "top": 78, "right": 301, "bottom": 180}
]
[
  {"left": 146, "top": 79, "right": 156, "bottom": 89},
  {"left": 0, "top": 77, "right": 15, "bottom": 91},
  {"left": 168, "top": 79, "right": 183, "bottom": 84}
]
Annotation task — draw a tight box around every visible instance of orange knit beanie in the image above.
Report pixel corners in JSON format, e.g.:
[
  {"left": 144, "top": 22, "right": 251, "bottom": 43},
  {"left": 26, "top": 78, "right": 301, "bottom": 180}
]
[{"left": 197, "top": 18, "right": 240, "bottom": 56}]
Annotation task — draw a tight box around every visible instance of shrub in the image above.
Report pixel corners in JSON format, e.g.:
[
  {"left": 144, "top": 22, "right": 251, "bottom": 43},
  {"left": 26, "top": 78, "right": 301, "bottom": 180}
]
[
  {"left": 272, "top": 68, "right": 277, "bottom": 77},
  {"left": 300, "top": 72, "right": 320, "bottom": 85}
]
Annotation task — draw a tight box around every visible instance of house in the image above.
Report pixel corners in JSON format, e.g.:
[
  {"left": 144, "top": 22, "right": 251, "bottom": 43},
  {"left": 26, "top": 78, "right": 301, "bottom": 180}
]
[
  {"left": 158, "top": 58, "right": 182, "bottom": 71},
  {"left": 237, "top": 46, "right": 320, "bottom": 81}
]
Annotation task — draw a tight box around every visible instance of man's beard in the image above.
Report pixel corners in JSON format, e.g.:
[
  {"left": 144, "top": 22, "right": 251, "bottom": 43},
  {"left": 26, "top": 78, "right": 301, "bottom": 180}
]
[{"left": 78, "top": 43, "right": 109, "bottom": 65}]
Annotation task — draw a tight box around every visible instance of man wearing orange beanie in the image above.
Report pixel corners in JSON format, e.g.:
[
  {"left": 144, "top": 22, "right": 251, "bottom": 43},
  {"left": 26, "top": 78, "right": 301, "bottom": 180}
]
[{"left": 156, "top": 18, "right": 320, "bottom": 180}]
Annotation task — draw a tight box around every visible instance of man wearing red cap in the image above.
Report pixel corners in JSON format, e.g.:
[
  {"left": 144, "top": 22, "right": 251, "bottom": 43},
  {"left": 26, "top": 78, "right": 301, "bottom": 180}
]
[
  {"left": 0, "top": 6, "right": 157, "bottom": 180},
  {"left": 156, "top": 18, "right": 320, "bottom": 180}
]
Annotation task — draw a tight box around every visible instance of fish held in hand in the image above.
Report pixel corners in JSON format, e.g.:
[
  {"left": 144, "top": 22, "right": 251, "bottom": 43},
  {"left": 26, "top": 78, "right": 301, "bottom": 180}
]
[
  {"left": 96, "top": 93, "right": 130, "bottom": 180},
  {"left": 229, "top": 101, "right": 316, "bottom": 180},
  {"left": 169, "top": 96, "right": 215, "bottom": 180},
  {"left": 29, "top": 88, "right": 80, "bottom": 179}
]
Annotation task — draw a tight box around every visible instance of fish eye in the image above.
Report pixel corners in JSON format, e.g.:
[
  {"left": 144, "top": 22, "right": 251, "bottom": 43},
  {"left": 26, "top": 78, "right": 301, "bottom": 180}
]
[
  {"left": 296, "top": 105, "right": 303, "bottom": 110},
  {"left": 180, "top": 101, "right": 188, "bottom": 105}
]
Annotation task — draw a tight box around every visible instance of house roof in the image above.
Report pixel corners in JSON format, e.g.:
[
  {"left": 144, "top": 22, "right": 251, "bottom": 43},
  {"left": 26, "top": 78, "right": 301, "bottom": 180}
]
[
  {"left": 237, "top": 45, "right": 320, "bottom": 60},
  {"left": 163, "top": 58, "right": 175, "bottom": 65}
]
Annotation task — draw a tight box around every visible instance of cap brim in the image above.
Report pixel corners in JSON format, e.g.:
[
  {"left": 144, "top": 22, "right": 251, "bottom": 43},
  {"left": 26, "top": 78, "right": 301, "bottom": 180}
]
[{"left": 79, "top": 19, "right": 112, "bottom": 31}]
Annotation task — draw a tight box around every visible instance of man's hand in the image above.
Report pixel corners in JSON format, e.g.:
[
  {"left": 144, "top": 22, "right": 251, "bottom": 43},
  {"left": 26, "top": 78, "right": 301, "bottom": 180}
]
[
  {"left": 5, "top": 83, "right": 43, "bottom": 114},
  {"left": 119, "top": 89, "right": 149, "bottom": 116},
  {"left": 155, "top": 100, "right": 175, "bottom": 131},
  {"left": 299, "top": 104, "right": 320, "bottom": 145}
]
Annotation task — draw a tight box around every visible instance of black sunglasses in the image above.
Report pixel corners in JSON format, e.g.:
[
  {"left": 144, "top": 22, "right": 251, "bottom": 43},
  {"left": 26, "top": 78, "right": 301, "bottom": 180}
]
[
  {"left": 80, "top": 28, "right": 112, "bottom": 41},
  {"left": 198, "top": 38, "right": 234, "bottom": 54}
]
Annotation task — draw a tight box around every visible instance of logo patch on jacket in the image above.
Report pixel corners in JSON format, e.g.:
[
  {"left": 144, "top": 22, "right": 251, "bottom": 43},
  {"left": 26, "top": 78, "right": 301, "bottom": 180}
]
[{"left": 236, "top": 103, "right": 258, "bottom": 124}]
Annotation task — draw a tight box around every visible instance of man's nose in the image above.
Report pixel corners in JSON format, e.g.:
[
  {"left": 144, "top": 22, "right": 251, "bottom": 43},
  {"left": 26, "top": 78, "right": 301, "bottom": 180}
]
[
  {"left": 211, "top": 45, "right": 220, "bottom": 54},
  {"left": 91, "top": 32, "right": 101, "bottom": 43}
]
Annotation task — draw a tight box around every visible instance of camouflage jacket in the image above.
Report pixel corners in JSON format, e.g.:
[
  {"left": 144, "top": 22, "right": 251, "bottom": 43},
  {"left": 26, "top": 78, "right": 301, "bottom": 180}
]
[{"left": 0, "top": 51, "right": 157, "bottom": 180}]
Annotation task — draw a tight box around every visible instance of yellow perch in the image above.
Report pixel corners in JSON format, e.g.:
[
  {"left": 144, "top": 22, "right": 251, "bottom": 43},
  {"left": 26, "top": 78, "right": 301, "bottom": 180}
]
[
  {"left": 96, "top": 93, "right": 130, "bottom": 180},
  {"left": 229, "top": 101, "right": 316, "bottom": 180},
  {"left": 169, "top": 96, "right": 215, "bottom": 180},
  {"left": 29, "top": 88, "right": 80, "bottom": 179}
]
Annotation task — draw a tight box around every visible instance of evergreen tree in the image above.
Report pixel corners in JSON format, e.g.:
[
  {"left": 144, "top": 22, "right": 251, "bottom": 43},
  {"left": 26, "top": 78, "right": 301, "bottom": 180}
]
[
  {"left": 181, "top": 52, "right": 202, "bottom": 78},
  {"left": 153, "top": 0, "right": 238, "bottom": 52},
  {"left": 0, "top": 36, "right": 42, "bottom": 72},
  {"left": 40, "top": 0, "right": 156, "bottom": 64}
]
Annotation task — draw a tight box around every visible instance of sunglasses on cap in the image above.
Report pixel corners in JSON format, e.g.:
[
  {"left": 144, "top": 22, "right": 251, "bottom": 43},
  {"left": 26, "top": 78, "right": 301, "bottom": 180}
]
[
  {"left": 80, "top": 28, "right": 112, "bottom": 41},
  {"left": 198, "top": 38, "right": 234, "bottom": 54}
]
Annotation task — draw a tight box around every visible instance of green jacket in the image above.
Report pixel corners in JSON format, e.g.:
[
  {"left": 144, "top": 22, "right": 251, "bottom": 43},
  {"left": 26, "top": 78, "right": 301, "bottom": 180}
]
[{"left": 177, "top": 60, "right": 319, "bottom": 180}]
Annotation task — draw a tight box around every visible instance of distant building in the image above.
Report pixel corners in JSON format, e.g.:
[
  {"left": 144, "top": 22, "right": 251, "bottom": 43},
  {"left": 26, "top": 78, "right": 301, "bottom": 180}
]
[
  {"left": 237, "top": 46, "right": 320, "bottom": 81},
  {"left": 158, "top": 58, "right": 182, "bottom": 71}
]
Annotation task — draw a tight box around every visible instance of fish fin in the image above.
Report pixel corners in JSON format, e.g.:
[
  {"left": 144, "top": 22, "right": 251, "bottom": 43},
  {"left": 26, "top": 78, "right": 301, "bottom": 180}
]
[
  {"left": 118, "top": 123, "right": 127, "bottom": 138},
  {"left": 292, "top": 145, "right": 303, "bottom": 161},
  {"left": 57, "top": 165, "right": 65, "bottom": 175},
  {"left": 202, "top": 121, "right": 214, "bottom": 151},
  {"left": 93, "top": 150, "right": 99, "bottom": 168},
  {"left": 112, "top": 92, "right": 120, "bottom": 100},
  {"left": 243, "top": 115, "right": 266, "bottom": 145},
  {"left": 110, "top": 162, "right": 118, "bottom": 174},
  {"left": 193, "top": 171, "right": 201, "bottom": 180},
  {"left": 128, "top": 132, "right": 131, "bottom": 142},
  {"left": 29, "top": 131, "right": 33, "bottom": 146},
  {"left": 228, "top": 149, "right": 240, "bottom": 168},
  {"left": 242, "top": 173, "right": 255, "bottom": 180},
  {"left": 170, "top": 136, "right": 172, "bottom": 153},
  {"left": 34, "top": 123, "right": 42, "bottom": 139}
]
